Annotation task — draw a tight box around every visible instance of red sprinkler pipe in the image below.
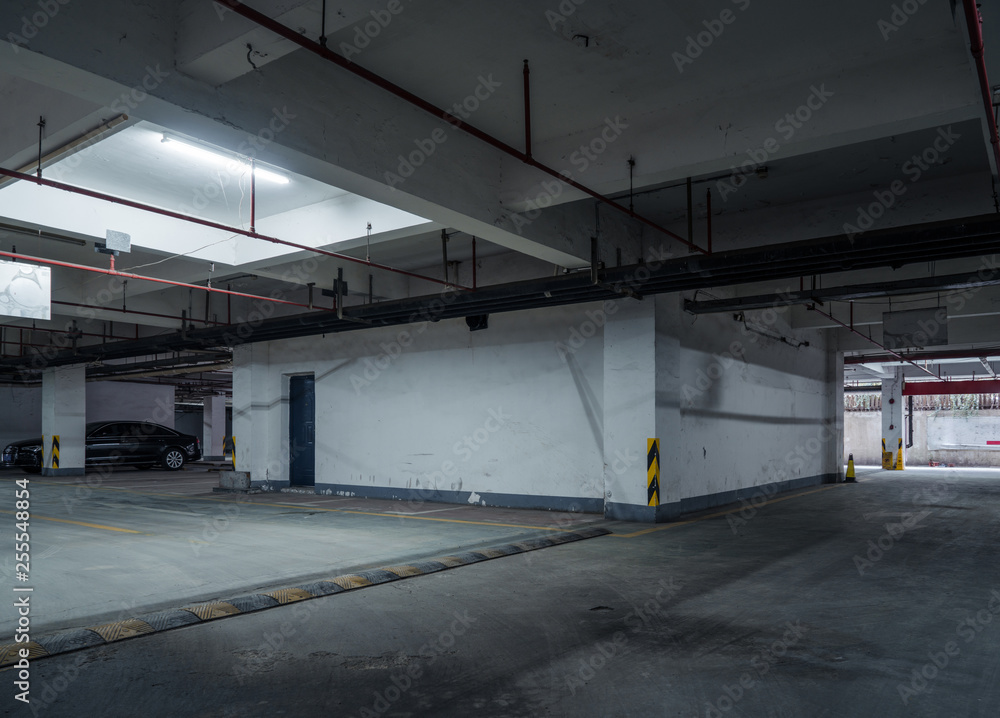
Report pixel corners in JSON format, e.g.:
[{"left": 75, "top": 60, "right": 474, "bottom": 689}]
[
  {"left": 0, "top": 249, "right": 321, "bottom": 312},
  {"left": 0, "top": 166, "right": 474, "bottom": 292},
  {"left": 523, "top": 60, "right": 532, "bottom": 159},
  {"left": 963, "top": 0, "right": 1000, "bottom": 176},
  {"left": 214, "top": 0, "right": 708, "bottom": 256}
]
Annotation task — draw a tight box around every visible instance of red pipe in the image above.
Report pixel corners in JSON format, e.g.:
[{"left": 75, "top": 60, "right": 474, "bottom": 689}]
[
  {"left": 523, "top": 60, "right": 532, "bottom": 159},
  {"left": 963, "top": 0, "right": 1000, "bottom": 175},
  {"left": 0, "top": 248, "right": 321, "bottom": 312},
  {"left": 51, "top": 300, "right": 224, "bottom": 326},
  {"left": 214, "top": 1, "right": 707, "bottom": 256},
  {"left": 0, "top": 166, "right": 473, "bottom": 291},
  {"left": 250, "top": 157, "right": 256, "bottom": 234},
  {"left": 808, "top": 304, "right": 941, "bottom": 380}
]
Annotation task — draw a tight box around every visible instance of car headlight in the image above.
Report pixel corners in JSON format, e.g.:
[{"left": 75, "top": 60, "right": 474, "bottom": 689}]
[{"left": 24, "top": 446, "right": 41, "bottom": 454}]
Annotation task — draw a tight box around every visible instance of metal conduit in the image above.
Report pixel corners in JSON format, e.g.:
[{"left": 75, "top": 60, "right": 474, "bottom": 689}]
[{"left": 214, "top": 0, "right": 708, "bottom": 256}]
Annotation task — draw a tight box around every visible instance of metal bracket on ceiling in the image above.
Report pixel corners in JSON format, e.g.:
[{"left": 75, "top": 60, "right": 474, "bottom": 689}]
[{"left": 591, "top": 237, "right": 642, "bottom": 300}]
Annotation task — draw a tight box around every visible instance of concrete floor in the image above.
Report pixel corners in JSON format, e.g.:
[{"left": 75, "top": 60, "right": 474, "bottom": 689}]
[
  {"left": 0, "top": 468, "right": 601, "bottom": 634},
  {"left": 3, "top": 467, "right": 1000, "bottom": 716}
]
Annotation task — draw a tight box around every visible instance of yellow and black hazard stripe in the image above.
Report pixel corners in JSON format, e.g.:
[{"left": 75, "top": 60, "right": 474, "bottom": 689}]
[
  {"left": 50, "top": 435, "right": 60, "bottom": 470},
  {"left": 0, "top": 527, "right": 611, "bottom": 669},
  {"left": 223, "top": 435, "right": 236, "bottom": 465},
  {"left": 647, "top": 438, "right": 660, "bottom": 507}
]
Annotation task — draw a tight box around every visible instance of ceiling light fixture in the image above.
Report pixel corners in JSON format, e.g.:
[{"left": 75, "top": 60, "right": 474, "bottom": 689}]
[{"left": 160, "top": 135, "right": 290, "bottom": 185}]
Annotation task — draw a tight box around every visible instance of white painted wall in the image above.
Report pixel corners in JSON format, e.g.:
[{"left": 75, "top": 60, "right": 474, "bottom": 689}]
[
  {"left": 667, "top": 295, "right": 837, "bottom": 507},
  {"left": 0, "top": 385, "right": 42, "bottom": 449},
  {"left": 234, "top": 296, "right": 840, "bottom": 518},
  {"left": 238, "top": 304, "right": 606, "bottom": 509},
  {"left": 86, "top": 381, "right": 176, "bottom": 427}
]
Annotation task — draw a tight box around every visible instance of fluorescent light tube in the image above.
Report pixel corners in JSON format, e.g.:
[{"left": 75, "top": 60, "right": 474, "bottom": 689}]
[{"left": 161, "top": 136, "right": 289, "bottom": 184}]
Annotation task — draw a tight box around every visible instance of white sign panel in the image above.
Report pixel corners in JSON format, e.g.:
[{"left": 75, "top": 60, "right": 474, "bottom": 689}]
[
  {"left": 106, "top": 230, "right": 131, "bottom": 253},
  {"left": 0, "top": 260, "right": 51, "bottom": 320}
]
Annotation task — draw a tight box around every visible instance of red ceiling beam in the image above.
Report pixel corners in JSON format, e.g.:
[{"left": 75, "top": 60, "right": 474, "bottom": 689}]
[{"left": 903, "top": 380, "right": 1000, "bottom": 396}]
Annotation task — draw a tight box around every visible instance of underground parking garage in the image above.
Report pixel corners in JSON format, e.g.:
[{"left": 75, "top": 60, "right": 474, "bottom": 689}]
[{"left": 2, "top": 1, "right": 1000, "bottom": 716}]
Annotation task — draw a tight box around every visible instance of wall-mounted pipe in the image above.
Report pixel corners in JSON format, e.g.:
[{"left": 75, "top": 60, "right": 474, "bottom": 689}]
[
  {"left": 0, "top": 165, "right": 474, "bottom": 291},
  {"left": 963, "top": 0, "right": 1000, "bottom": 176},
  {"left": 214, "top": 1, "right": 708, "bottom": 256}
]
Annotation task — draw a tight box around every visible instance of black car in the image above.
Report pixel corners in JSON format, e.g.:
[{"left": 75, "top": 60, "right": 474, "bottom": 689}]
[{"left": 1, "top": 421, "right": 201, "bottom": 473}]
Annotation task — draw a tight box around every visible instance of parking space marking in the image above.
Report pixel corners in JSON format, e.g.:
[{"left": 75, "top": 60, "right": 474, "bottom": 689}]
[
  {"left": 29, "top": 480, "right": 593, "bottom": 533},
  {"left": 0, "top": 526, "right": 611, "bottom": 671},
  {"left": 0, "top": 510, "right": 143, "bottom": 534}
]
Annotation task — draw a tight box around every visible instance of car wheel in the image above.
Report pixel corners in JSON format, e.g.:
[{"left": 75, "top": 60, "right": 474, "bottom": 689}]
[{"left": 161, "top": 448, "right": 186, "bottom": 471}]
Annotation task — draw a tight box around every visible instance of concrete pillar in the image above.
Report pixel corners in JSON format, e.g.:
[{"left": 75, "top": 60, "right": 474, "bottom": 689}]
[
  {"left": 654, "top": 295, "right": 682, "bottom": 518},
  {"left": 232, "top": 343, "right": 274, "bottom": 482},
  {"left": 603, "top": 299, "right": 658, "bottom": 522},
  {"left": 202, "top": 395, "right": 226, "bottom": 460},
  {"left": 41, "top": 364, "right": 86, "bottom": 476},
  {"left": 881, "top": 367, "right": 905, "bottom": 468}
]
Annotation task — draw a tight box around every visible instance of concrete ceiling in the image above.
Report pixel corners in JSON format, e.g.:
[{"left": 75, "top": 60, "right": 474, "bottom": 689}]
[{"left": 1, "top": 0, "right": 1000, "bottom": 388}]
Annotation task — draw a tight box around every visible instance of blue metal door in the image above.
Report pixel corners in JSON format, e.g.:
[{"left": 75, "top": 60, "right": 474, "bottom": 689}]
[{"left": 289, "top": 375, "right": 315, "bottom": 487}]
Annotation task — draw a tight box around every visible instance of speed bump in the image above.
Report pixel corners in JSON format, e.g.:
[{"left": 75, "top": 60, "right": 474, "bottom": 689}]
[
  {"left": 89, "top": 619, "right": 154, "bottom": 643},
  {"left": 0, "top": 525, "right": 610, "bottom": 669}
]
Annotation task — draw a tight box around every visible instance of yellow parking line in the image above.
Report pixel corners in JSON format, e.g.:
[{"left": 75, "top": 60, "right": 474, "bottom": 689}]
[
  {"left": 613, "top": 485, "right": 840, "bottom": 538},
  {"left": 0, "top": 509, "right": 143, "bottom": 534},
  {"left": 28, "top": 482, "right": 582, "bottom": 532}
]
